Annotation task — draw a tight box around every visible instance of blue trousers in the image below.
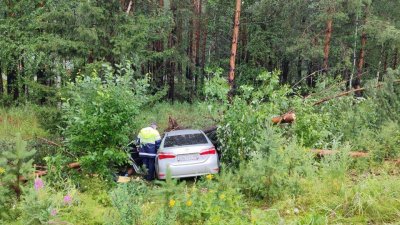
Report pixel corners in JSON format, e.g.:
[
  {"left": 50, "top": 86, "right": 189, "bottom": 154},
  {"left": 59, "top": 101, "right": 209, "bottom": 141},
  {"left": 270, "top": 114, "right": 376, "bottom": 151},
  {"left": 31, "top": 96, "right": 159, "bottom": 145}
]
[{"left": 142, "top": 157, "right": 155, "bottom": 181}]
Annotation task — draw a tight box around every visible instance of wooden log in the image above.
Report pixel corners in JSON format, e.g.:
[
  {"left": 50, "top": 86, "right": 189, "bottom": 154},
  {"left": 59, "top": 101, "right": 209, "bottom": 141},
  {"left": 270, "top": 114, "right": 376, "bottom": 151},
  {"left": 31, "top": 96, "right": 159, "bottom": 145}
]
[
  {"left": 311, "top": 149, "right": 369, "bottom": 158},
  {"left": 272, "top": 112, "right": 296, "bottom": 124},
  {"left": 68, "top": 162, "right": 80, "bottom": 169}
]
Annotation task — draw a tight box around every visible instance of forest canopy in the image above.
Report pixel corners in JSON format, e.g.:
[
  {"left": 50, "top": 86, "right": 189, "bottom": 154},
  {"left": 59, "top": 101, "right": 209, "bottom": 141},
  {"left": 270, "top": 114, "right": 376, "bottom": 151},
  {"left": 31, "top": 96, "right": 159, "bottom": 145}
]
[{"left": 1, "top": 0, "right": 399, "bottom": 104}]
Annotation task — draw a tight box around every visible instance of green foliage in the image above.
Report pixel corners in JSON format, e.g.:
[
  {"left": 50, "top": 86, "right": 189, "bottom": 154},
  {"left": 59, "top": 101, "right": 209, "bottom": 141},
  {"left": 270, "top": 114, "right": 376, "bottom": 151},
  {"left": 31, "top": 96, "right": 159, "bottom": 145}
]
[
  {"left": 0, "top": 133, "right": 36, "bottom": 197},
  {"left": 33, "top": 106, "right": 62, "bottom": 135},
  {"left": 218, "top": 70, "right": 290, "bottom": 166},
  {"left": 370, "top": 121, "right": 400, "bottom": 161},
  {"left": 106, "top": 181, "right": 147, "bottom": 225},
  {"left": 204, "top": 67, "right": 230, "bottom": 103},
  {"left": 223, "top": 140, "right": 315, "bottom": 201},
  {"left": 61, "top": 62, "right": 154, "bottom": 176},
  {"left": 0, "top": 134, "right": 36, "bottom": 222}
]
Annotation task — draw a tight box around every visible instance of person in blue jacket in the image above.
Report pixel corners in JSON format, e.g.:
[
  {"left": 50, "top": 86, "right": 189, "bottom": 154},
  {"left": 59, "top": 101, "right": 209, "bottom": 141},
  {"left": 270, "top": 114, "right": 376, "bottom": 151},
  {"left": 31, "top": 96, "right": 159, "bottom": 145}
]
[{"left": 137, "top": 122, "right": 161, "bottom": 181}]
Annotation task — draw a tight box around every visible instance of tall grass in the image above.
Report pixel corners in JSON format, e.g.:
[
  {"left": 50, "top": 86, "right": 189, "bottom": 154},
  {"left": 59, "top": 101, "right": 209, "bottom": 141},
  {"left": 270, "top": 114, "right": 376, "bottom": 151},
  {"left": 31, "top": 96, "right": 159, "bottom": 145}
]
[
  {"left": 136, "top": 101, "right": 219, "bottom": 133},
  {"left": 0, "top": 106, "right": 47, "bottom": 140}
]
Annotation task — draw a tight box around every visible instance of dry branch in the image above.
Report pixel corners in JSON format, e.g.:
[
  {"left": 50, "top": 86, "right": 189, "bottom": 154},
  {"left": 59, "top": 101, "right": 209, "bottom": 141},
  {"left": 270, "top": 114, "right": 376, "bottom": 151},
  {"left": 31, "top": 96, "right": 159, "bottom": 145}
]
[
  {"left": 38, "top": 137, "right": 62, "bottom": 147},
  {"left": 126, "top": 0, "right": 133, "bottom": 14}
]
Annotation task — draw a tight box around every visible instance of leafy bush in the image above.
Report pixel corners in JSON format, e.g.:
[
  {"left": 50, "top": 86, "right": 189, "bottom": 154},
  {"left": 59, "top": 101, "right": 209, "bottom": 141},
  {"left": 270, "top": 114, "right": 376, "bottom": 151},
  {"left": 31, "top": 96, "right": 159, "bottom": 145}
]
[
  {"left": 106, "top": 181, "right": 148, "bottom": 225},
  {"left": 204, "top": 67, "right": 230, "bottom": 103},
  {"left": 61, "top": 62, "right": 155, "bottom": 176},
  {"left": 33, "top": 106, "right": 62, "bottom": 135},
  {"left": 370, "top": 121, "right": 400, "bottom": 161},
  {"left": 147, "top": 175, "right": 250, "bottom": 225},
  {"left": 217, "top": 70, "right": 291, "bottom": 166},
  {"left": 217, "top": 98, "right": 267, "bottom": 166},
  {"left": 222, "top": 140, "right": 315, "bottom": 201}
]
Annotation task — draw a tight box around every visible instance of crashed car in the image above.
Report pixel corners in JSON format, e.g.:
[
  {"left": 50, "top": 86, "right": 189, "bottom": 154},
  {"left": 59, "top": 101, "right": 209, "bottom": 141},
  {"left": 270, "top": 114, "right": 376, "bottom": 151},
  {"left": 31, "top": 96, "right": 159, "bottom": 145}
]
[{"left": 155, "top": 129, "right": 219, "bottom": 179}]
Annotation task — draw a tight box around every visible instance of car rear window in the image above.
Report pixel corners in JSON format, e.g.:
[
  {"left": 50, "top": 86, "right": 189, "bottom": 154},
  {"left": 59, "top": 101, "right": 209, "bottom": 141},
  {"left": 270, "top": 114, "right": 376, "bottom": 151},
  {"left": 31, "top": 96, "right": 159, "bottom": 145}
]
[{"left": 164, "top": 133, "right": 208, "bottom": 147}]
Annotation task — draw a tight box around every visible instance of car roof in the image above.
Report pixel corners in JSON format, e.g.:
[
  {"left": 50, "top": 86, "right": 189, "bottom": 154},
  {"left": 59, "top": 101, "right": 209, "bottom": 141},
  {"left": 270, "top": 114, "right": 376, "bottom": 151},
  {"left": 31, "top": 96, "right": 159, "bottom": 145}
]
[{"left": 165, "top": 129, "right": 203, "bottom": 136}]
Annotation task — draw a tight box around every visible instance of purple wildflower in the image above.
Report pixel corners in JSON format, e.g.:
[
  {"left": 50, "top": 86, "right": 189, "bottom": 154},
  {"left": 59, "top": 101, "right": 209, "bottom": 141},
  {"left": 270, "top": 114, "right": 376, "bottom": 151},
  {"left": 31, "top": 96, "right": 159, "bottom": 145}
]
[
  {"left": 50, "top": 209, "right": 57, "bottom": 216},
  {"left": 34, "top": 177, "right": 44, "bottom": 191},
  {"left": 63, "top": 195, "right": 72, "bottom": 205}
]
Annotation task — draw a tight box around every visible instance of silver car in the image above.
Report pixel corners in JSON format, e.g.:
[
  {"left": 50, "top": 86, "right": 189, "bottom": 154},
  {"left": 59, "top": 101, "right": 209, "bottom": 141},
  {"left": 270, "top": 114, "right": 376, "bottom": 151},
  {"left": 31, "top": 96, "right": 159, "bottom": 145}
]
[{"left": 155, "top": 129, "right": 219, "bottom": 179}]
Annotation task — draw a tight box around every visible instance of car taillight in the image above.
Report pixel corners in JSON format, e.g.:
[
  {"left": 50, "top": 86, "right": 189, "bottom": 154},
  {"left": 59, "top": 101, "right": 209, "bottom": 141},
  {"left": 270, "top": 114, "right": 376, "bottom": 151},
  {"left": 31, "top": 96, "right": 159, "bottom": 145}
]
[
  {"left": 200, "top": 148, "right": 216, "bottom": 155},
  {"left": 158, "top": 152, "right": 176, "bottom": 160}
]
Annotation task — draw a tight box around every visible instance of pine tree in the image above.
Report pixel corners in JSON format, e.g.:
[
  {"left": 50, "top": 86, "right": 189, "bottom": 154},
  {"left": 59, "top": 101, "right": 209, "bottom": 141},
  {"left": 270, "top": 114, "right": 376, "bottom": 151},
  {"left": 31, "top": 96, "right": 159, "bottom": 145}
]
[{"left": 0, "top": 133, "right": 36, "bottom": 200}]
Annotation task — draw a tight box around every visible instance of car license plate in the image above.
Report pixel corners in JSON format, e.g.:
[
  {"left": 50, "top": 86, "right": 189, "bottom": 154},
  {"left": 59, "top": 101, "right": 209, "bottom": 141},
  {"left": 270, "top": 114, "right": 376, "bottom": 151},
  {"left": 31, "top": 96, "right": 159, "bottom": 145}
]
[{"left": 177, "top": 154, "right": 199, "bottom": 162}]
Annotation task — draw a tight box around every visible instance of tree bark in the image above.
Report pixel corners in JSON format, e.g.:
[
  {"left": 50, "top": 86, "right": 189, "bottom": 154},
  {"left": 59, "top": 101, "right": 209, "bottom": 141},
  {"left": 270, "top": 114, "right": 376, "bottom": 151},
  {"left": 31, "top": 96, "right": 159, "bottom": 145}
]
[
  {"left": 228, "top": 0, "right": 241, "bottom": 99},
  {"left": 191, "top": 0, "right": 201, "bottom": 95},
  {"left": 297, "top": 57, "right": 302, "bottom": 82},
  {"left": 126, "top": 0, "right": 133, "bottom": 14},
  {"left": 354, "top": 4, "right": 368, "bottom": 93},
  {"left": 281, "top": 58, "right": 290, "bottom": 84},
  {"left": 393, "top": 48, "right": 398, "bottom": 69},
  {"left": 384, "top": 49, "right": 388, "bottom": 74},
  {"left": 376, "top": 44, "right": 384, "bottom": 81},
  {"left": 350, "top": 10, "right": 359, "bottom": 89},
  {"left": 8, "top": 68, "right": 18, "bottom": 100},
  {"left": 0, "top": 66, "right": 3, "bottom": 95},
  {"left": 354, "top": 30, "right": 366, "bottom": 93},
  {"left": 200, "top": 7, "right": 208, "bottom": 71},
  {"left": 323, "top": 18, "right": 333, "bottom": 72}
]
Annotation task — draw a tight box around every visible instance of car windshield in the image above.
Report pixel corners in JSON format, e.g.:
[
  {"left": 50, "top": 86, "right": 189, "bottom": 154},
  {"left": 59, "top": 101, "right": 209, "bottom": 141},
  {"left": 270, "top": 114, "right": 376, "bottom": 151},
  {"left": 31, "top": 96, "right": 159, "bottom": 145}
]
[{"left": 164, "top": 133, "right": 208, "bottom": 147}]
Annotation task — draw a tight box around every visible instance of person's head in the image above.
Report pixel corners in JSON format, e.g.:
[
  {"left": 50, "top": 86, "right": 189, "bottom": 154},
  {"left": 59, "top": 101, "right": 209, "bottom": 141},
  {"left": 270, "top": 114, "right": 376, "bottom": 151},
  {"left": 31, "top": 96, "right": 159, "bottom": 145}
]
[{"left": 150, "top": 122, "right": 157, "bottom": 129}]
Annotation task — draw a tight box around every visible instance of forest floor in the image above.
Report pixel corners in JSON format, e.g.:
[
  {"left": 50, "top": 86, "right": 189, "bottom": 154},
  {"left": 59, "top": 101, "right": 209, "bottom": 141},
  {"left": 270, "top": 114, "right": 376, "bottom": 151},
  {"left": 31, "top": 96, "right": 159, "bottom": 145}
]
[{"left": 1, "top": 104, "right": 400, "bottom": 224}]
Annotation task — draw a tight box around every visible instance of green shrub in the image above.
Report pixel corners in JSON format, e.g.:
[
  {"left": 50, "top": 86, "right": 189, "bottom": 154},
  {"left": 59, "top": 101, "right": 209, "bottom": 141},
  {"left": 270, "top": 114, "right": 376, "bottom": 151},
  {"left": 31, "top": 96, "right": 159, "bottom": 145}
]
[
  {"left": 33, "top": 106, "right": 62, "bottom": 135},
  {"left": 106, "top": 181, "right": 147, "bottom": 225},
  {"left": 225, "top": 140, "right": 315, "bottom": 201},
  {"left": 61, "top": 62, "right": 156, "bottom": 176},
  {"left": 217, "top": 70, "right": 291, "bottom": 166},
  {"left": 146, "top": 175, "right": 250, "bottom": 225},
  {"left": 0, "top": 133, "right": 36, "bottom": 202},
  {"left": 371, "top": 121, "right": 400, "bottom": 161}
]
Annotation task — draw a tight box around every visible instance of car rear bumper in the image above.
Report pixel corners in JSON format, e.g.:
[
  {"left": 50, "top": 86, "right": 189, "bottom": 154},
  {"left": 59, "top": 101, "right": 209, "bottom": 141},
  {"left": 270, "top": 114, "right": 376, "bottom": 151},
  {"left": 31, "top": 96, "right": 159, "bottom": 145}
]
[{"left": 157, "top": 156, "right": 219, "bottom": 179}]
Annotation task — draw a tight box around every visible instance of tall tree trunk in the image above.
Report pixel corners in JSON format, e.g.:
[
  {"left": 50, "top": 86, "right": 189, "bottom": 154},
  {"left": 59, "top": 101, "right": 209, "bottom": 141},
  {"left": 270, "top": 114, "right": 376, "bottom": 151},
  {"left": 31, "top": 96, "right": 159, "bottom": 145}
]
[
  {"left": 199, "top": 1, "right": 208, "bottom": 95},
  {"left": 384, "top": 49, "right": 388, "bottom": 74},
  {"left": 393, "top": 48, "right": 398, "bottom": 69},
  {"left": 191, "top": 0, "right": 201, "bottom": 95},
  {"left": 228, "top": 0, "right": 241, "bottom": 99},
  {"left": 350, "top": 9, "right": 359, "bottom": 89},
  {"left": 0, "top": 65, "right": 3, "bottom": 96},
  {"left": 8, "top": 68, "right": 18, "bottom": 100},
  {"left": 297, "top": 57, "right": 302, "bottom": 82},
  {"left": 167, "top": 0, "right": 178, "bottom": 102},
  {"left": 200, "top": 0, "right": 208, "bottom": 71},
  {"left": 377, "top": 44, "right": 384, "bottom": 81},
  {"left": 355, "top": 30, "right": 366, "bottom": 90},
  {"left": 323, "top": 18, "right": 333, "bottom": 72},
  {"left": 281, "top": 58, "right": 290, "bottom": 84},
  {"left": 355, "top": 4, "right": 368, "bottom": 93}
]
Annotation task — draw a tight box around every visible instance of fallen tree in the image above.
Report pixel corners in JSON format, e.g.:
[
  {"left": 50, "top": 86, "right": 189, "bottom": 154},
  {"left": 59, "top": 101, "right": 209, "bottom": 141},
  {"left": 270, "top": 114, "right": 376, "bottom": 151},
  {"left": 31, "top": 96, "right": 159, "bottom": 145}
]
[{"left": 313, "top": 79, "right": 400, "bottom": 106}]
